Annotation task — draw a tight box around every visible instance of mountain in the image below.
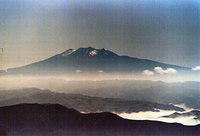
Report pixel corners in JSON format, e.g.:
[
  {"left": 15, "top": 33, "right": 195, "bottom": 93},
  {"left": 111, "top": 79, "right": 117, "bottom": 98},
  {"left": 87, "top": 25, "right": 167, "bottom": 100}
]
[
  {"left": 0, "top": 103, "right": 199, "bottom": 136},
  {"left": 0, "top": 88, "right": 50, "bottom": 101},
  {"left": 0, "top": 130, "right": 6, "bottom": 136},
  {"left": 163, "top": 110, "right": 200, "bottom": 120},
  {"left": 0, "top": 88, "right": 184, "bottom": 113},
  {"left": 6, "top": 47, "right": 190, "bottom": 75}
]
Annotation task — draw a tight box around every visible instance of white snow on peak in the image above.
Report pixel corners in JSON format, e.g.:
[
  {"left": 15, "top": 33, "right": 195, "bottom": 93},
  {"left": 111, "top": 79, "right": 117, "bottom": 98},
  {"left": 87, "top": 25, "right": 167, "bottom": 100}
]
[
  {"left": 62, "top": 49, "right": 76, "bottom": 56},
  {"left": 89, "top": 50, "right": 98, "bottom": 56}
]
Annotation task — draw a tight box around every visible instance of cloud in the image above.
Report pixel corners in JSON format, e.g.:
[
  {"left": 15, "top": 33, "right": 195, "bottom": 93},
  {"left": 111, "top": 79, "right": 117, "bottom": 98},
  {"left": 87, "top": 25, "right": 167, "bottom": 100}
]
[
  {"left": 117, "top": 110, "right": 200, "bottom": 126},
  {"left": 154, "top": 67, "right": 177, "bottom": 74},
  {"left": 142, "top": 70, "right": 154, "bottom": 76},
  {"left": 192, "top": 66, "right": 200, "bottom": 71},
  {"left": 98, "top": 70, "right": 104, "bottom": 73},
  {"left": 76, "top": 70, "right": 82, "bottom": 73}
]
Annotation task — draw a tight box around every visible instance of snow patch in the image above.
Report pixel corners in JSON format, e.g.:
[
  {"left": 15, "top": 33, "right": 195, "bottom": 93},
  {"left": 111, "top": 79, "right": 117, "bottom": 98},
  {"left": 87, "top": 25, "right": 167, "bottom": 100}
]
[
  {"left": 89, "top": 50, "right": 98, "bottom": 56},
  {"left": 62, "top": 49, "right": 76, "bottom": 56}
]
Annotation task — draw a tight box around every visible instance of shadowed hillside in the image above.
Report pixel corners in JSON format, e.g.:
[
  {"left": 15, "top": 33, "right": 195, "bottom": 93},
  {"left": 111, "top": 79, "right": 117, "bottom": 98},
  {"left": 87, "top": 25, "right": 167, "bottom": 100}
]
[{"left": 0, "top": 103, "right": 199, "bottom": 136}]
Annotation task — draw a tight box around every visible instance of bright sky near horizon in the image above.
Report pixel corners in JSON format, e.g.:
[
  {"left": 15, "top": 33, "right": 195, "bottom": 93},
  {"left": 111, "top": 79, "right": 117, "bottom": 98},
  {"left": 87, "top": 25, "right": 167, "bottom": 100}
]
[{"left": 0, "top": 0, "right": 200, "bottom": 68}]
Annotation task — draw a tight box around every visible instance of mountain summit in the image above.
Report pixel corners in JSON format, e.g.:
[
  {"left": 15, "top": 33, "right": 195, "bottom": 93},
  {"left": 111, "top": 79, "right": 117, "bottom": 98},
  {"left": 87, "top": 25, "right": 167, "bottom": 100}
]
[
  {"left": 7, "top": 47, "right": 190, "bottom": 75},
  {"left": 60, "top": 47, "right": 118, "bottom": 58}
]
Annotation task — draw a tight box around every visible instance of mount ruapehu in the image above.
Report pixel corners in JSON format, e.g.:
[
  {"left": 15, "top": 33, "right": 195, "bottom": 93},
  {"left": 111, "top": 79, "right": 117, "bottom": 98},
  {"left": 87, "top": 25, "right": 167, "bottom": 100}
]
[{"left": 4, "top": 47, "right": 190, "bottom": 75}]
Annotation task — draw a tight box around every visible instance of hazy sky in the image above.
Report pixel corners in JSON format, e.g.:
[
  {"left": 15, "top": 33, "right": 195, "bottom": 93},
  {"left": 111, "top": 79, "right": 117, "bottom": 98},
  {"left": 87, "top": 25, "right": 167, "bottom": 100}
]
[{"left": 0, "top": 0, "right": 200, "bottom": 68}]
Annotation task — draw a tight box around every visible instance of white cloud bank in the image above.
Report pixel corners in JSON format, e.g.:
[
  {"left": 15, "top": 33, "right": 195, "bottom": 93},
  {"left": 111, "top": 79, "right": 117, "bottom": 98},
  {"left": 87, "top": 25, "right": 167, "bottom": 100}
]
[
  {"left": 192, "top": 66, "right": 200, "bottom": 71},
  {"left": 154, "top": 67, "right": 177, "bottom": 74},
  {"left": 98, "top": 70, "right": 104, "bottom": 73},
  {"left": 76, "top": 70, "right": 82, "bottom": 73},
  {"left": 117, "top": 110, "right": 200, "bottom": 126},
  {"left": 142, "top": 70, "right": 154, "bottom": 76}
]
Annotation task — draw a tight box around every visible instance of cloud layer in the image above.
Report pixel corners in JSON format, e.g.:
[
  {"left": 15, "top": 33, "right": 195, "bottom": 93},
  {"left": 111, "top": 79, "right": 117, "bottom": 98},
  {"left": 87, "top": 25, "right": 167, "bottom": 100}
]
[
  {"left": 154, "top": 67, "right": 177, "bottom": 74},
  {"left": 192, "top": 66, "right": 200, "bottom": 71},
  {"left": 118, "top": 110, "right": 200, "bottom": 126},
  {"left": 142, "top": 70, "right": 154, "bottom": 76}
]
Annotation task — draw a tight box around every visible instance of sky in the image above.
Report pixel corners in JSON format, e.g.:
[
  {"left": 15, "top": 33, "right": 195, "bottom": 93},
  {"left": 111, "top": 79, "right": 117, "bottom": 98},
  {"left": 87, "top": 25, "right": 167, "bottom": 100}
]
[{"left": 0, "top": 0, "right": 200, "bottom": 69}]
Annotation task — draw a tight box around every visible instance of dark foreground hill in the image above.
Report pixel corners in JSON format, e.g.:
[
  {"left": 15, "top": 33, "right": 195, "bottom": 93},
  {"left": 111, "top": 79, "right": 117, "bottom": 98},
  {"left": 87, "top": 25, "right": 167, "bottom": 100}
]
[{"left": 0, "top": 104, "right": 199, "bottom": 136}]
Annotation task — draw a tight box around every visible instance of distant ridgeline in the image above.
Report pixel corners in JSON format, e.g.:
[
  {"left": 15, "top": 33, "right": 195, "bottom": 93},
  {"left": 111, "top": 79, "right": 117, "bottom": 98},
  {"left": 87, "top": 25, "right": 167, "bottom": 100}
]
[{"left": 5, "top": 47, "right": 190, "bottom": 75}]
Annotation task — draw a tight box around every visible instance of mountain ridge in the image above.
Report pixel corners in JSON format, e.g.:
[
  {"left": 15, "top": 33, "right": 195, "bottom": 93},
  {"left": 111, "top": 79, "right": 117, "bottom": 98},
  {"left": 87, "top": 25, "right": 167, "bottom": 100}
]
[{"left": 0, "top": 88, "right": 185, "bottom": 113}]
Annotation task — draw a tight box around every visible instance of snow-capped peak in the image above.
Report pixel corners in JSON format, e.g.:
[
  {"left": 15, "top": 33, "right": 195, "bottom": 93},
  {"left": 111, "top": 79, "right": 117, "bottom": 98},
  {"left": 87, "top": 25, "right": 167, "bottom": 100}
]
[
  {"left": 60, "top": 47, "right": 119, "bottom": 58},
  {"left": 89, "top": 50, "right": 98, "bottom": 56}
]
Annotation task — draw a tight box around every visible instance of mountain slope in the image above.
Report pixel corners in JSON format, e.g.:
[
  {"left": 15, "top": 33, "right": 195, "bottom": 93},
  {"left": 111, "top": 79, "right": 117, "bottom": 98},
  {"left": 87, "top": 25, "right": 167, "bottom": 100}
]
[
  {"left": 6, "top": 47, "right": 190, "bottom": 75},
  {"left": 0, "top": 89, "right": 184, "bottom": 113},
  {"left": 0, "top": 103, "right": 199, "bottom": 136}
]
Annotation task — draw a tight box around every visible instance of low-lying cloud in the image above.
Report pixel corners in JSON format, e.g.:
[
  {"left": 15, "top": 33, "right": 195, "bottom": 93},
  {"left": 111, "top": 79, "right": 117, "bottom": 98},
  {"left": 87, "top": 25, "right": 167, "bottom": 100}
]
[
  {"left": 154, "top": 67, "right": 177, "bottom": 74},
  {"left": 118, "top": 110, "right": 200, "bottom": 126},
  {"left": 192, "top": 66, "right": 200, "bottom": 71},
  {"left": 76, "top": 70, "right": 82, "bottom": 73},
  {"left": 98, "top": 70, "right": 104, "bottom": 73},
  {"left": 142, "top": 70, "right": 154, "bottom": 76}
]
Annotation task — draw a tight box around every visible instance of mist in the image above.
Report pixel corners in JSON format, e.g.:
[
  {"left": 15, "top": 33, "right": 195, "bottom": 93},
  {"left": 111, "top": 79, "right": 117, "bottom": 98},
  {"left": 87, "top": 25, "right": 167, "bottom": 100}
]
[
  {"left": 118, "top": 110, "right": 200, "bottom": 126},
  {"left": 0, "top": 71, "right": 200, "bottom": 90}
]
